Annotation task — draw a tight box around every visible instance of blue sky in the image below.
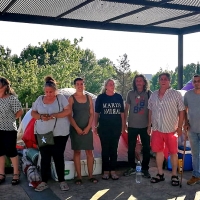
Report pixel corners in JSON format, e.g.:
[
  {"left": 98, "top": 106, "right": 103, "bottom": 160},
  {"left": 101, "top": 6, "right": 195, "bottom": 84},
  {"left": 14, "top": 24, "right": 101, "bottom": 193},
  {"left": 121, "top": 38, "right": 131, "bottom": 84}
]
[{"left": 0, "top": 21, "right": 200, "bottom": 74}]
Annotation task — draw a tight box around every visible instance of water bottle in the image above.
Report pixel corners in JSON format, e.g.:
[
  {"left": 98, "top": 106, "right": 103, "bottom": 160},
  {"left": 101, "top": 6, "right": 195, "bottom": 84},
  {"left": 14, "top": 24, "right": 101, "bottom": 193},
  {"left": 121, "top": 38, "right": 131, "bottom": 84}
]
[{"left": 136, "top": 161, "right": 142, "bottom": 183}]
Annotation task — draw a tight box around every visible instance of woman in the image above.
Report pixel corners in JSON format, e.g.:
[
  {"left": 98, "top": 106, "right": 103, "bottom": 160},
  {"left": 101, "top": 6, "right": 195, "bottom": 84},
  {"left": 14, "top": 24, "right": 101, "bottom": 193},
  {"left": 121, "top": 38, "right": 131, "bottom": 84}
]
[
  {"left": 0, "top": 77, "right": 23, "bottom": 185},
  {"left": 94, "top": 79, "right": 125, "bottom": 180},
  {"left": 31, "top": 76, "right": 70, "bottom": 192},
  {"left": 69, "top": 77, "right": 98, "bottom": 184}
]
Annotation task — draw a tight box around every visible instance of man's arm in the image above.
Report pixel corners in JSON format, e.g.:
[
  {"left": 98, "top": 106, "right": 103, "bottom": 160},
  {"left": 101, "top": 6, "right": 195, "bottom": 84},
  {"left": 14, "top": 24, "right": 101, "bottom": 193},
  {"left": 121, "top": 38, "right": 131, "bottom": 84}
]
[
  {"left": 176, "top": 110, "right": 185, "bottom": 136},
  {"left": 124, "top": 103, "right": 130, "bottom": 129},
  {"left": 147, "top": 109, "right": 152, "bottom": 135}
]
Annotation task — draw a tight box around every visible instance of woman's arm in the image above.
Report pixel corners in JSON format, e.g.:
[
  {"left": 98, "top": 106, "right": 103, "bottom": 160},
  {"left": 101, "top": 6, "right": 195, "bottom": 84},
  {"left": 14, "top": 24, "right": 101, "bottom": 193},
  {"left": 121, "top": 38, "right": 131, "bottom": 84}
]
[
  {"left": 15, "top": 109, "right": 23, "bottom": 119},
  {"left": 50, "top": 105, "right": 70, "bottom": 119},
  {"left": 83, "top": 96, "right": 94, "bottom": 134}
]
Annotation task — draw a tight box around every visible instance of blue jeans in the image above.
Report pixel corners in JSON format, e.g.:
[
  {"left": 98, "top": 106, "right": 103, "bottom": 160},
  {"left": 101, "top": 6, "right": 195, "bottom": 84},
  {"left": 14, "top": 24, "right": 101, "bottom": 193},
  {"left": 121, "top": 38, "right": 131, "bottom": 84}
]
[{"left": 188, "top": 131, "right": 200, "bottom": 177}]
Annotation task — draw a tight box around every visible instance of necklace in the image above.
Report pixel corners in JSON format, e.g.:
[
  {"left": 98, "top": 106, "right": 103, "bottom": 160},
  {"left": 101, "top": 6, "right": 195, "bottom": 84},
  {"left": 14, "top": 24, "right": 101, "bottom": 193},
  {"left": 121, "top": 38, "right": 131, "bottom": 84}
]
[{"left": 136, "top": 90, "right": 143, "bottom": 99}]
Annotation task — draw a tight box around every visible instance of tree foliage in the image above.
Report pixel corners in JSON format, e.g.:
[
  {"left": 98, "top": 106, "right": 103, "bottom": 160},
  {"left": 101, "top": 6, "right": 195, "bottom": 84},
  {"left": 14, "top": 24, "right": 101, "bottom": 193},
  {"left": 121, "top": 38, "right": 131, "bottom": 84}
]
[{"left": 114, "top": 54, "right": 138, "bottom": 99}]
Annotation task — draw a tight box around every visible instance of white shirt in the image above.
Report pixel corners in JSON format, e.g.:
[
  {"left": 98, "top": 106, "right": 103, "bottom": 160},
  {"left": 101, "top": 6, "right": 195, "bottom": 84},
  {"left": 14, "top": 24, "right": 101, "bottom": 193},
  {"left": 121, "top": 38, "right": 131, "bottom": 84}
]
[{"left": 148, "top": 89, "right": 185, "bottom": 133}]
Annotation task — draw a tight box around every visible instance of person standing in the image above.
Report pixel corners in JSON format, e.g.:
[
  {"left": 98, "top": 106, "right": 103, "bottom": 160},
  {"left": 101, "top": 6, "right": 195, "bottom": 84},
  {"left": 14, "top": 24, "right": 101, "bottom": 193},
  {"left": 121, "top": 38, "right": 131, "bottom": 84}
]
[
  {"left": 68, "top": 78, "right": 97, "bottom": 185},
  {"left": 148, "top": 72, "right": 185, "bottom": 186},
  {"left": 0, "top": 77, "right": 23, "bottom": 185},
  {"left": 94, "top": 79, "right": 125, "bottom": 180},
  {"left": 123, "top": 74, "right": 151, "bottom": 178},
  {"left": 32, "top": 76, "right": 70, "bottom": 191},
  {"left": 184, "top": 74, "right": 200, "bottom": 185}
]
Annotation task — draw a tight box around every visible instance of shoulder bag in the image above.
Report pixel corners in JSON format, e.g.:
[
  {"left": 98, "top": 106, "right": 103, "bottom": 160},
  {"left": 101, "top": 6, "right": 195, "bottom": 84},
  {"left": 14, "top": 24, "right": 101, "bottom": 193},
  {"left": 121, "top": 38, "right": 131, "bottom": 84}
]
[{"left": 36, "top": 96, "right": 60, "bottom": 148}]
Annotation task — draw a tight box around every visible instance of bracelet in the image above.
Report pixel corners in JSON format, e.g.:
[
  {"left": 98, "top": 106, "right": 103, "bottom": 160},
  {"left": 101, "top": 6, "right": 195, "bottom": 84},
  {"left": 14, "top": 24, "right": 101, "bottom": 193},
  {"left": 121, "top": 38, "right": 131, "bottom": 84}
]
[
  {"left": 94, "top": 126, "right": 98, "bottom": 129},
  {"left": 177, "top": 127, "right": 182, "bottom": 129}
]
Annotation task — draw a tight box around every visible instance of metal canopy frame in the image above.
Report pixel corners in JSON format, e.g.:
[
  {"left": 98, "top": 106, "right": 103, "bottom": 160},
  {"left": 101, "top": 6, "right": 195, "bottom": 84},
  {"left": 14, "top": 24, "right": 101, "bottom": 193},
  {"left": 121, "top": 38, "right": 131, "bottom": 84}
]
[{"left": 1, "top": 0, "right": 200, "bottom": 89}]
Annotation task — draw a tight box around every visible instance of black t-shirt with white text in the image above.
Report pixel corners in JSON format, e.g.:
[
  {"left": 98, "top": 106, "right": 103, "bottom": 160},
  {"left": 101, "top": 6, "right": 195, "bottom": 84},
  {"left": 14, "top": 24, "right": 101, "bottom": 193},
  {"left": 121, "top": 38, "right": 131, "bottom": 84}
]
[{"left": 95, "top": 93, "right": 124, "bottom": 125}]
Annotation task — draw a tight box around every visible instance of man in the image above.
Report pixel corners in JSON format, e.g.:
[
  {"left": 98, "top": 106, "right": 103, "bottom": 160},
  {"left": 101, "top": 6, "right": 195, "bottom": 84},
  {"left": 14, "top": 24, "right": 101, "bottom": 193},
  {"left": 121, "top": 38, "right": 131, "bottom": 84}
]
[
  {"left": 123, "top": 74, "right": 151, "bottom": 178},
  {"left": 148, "top": 72, "right": 184, "bottom": 186},
  {"left": 184, "top": 74, "right": 200, "bottom": 185}
]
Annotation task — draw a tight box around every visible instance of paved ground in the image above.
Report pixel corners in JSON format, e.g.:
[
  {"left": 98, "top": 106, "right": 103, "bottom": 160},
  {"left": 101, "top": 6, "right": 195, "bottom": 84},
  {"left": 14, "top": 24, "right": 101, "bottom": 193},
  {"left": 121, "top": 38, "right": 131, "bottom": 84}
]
[{"left": 0, "top": 158, "right": 200, "bottom": 200}]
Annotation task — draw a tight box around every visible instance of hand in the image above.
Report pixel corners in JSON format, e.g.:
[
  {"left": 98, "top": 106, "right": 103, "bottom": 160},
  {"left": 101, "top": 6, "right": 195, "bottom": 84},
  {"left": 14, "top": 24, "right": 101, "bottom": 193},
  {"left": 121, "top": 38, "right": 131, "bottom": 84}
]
[
  {"left": 147, "top": 126, "right": 151, "bottom": 135},
  {"left": 83, "top": 126, "right": 90, "bottom": 135},
  {"left": 41, "top": 114, "right": 50, "bottom": 121},
  {"left": 76, "top": 127, "right": 84, "bottom": 135},
  {"left": 176, "top": 127, "right": 182, "bottom": 137},
  {"left": 49, "top": 113, "right": 57, "bottom": 119},
  {"left": 93, "top": 128, "right": 98, "bottom": 135},
  {"left": 183, "top": 123, "right": 190, "bottom": 132}
]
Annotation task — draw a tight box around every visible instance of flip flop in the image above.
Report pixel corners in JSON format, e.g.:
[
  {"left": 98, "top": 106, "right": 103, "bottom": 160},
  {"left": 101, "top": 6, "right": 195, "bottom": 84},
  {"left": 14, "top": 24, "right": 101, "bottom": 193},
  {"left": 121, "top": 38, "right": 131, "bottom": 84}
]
[
  {"left": 89, "top": 178, "right": 98, "bottom": 183},
  {"left": 102, "top": 174, "right": 109, "bottom": 180},
  {"left": 75, "top": 179, "right": 82, "bottom": 185},
  {"left": 110, "top": 173, "right": 119, "bottom": 180}
]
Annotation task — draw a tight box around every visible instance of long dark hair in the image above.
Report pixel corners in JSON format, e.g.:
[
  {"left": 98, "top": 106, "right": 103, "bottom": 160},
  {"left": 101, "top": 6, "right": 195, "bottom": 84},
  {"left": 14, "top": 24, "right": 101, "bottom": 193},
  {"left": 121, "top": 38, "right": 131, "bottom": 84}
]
[
  {"left": 132, "top": 74, "right": 149, "bottom": 92},
  {"left": 0, "top": 77, "right": 16, "bottom": 95}
]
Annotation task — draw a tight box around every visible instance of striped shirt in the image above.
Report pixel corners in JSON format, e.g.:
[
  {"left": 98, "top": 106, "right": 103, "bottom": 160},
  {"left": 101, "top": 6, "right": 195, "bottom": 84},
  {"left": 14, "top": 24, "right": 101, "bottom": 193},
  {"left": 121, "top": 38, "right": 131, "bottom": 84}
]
[{"left": 148, "top": 88, "right": 185, "bottom": 133}]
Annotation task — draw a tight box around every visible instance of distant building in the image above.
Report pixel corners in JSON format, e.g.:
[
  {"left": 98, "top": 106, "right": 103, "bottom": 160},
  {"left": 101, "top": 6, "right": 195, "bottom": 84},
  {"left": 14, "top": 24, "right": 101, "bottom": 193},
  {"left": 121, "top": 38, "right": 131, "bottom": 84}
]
[{"left": 144, "top": 74, "right": 152, "bottom": 81}]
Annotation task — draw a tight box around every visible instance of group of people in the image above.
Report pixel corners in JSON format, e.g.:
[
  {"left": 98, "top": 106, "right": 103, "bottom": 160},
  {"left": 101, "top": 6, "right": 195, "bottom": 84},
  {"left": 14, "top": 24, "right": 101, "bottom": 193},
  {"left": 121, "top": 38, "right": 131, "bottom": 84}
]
[{"left": 0, "top": 72, "right": 200, "bottom": 192}]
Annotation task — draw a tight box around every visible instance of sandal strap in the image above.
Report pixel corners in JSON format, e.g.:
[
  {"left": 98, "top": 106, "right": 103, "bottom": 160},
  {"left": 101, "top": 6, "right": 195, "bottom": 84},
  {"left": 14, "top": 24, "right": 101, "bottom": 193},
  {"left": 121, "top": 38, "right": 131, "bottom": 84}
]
[
  {"left": 156, "top": 173, "right": 164, "bottom": 178},
  {"left": 171, "top": 175, "right": 179, "bottom": 180}
]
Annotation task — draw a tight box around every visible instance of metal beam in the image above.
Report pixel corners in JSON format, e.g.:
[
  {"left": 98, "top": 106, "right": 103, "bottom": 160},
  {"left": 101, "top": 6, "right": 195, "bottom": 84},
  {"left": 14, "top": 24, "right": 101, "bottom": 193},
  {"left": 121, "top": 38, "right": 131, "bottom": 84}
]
[
  {"left": 178, "top": 34, "right": 183, "bottom": 89},
  {"left": 181, "top": 24, "right": 200, "bottom": 35},
  {"left": 103, "top": 0, "right": 172, "bottom": 23},
  {"left": 0, "top": 13, "right": 179, "bottom": 35},
  {"left": 146, "top": 12, "right": 199, "bottom": 27},
  {"left": 103, "top": 7, "right": 148, "bottom": 23},
  {"left": 56, "top": 0, "right": 94, "bottom": 20},
  {"left": 1, "top": 0, "right": 18, "bottom": 15},
  {"left": 105, "top": 0, "right": 200, "bottom": 12}
]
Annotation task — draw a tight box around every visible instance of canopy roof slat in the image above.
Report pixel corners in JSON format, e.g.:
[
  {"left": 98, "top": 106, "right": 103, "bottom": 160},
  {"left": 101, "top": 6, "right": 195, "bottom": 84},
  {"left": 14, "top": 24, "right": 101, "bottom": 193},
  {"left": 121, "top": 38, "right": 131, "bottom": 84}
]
[{"left": 0, "top": 0, "right": 200, "bottom": 35}]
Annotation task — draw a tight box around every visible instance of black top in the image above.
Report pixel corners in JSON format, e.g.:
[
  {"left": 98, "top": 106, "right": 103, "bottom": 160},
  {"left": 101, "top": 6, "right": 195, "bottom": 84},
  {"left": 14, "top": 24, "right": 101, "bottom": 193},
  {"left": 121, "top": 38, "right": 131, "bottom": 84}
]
[{"left": 95, "top": 93, "right": 124, "bottom": 124}]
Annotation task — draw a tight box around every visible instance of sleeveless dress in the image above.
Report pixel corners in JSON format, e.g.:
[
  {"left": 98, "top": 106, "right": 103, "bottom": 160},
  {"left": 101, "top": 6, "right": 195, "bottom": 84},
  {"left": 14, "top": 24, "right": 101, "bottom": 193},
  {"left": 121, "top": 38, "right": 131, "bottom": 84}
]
[{"left": 70, "top": 94, "right": 94, "bottom": 150}]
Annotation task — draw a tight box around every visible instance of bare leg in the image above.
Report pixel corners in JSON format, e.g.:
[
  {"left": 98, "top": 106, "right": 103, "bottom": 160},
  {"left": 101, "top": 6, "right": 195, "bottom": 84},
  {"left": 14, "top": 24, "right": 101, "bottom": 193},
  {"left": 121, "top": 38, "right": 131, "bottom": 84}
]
[
  {"left": 0, "top": 156, "right": 5, "bottom": 176},
  {"left": 10, "top": 155, "right": 19, "bottom": 174},
  {"left": 171, "top": 153, "right": 178, "bottom": 176},
  {"left": 74, "top": 150, "right": 81, "bottom": 180},
  {"left": 85, "top": 150, "right": 94, "bottom": 179},
  {"left": 156, "top": 152, "right": 164, "bottom": 175}
]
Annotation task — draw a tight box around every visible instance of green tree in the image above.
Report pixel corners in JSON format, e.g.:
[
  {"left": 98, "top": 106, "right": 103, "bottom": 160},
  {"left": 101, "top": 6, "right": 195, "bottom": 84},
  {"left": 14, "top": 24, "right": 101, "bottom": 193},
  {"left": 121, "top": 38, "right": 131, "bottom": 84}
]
[
  {"left": 114, "top": 54, "right": 137, "bottom": 99},
  {"left": 78, "top": 49, "right": 116, "bottom": 94}
]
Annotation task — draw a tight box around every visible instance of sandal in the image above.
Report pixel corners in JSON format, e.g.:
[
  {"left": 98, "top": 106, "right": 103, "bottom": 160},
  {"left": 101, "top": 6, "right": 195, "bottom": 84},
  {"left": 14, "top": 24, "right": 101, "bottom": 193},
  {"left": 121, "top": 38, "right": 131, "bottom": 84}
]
[
  {"left": 150, "top": 173, "right": 165, "bottom": 183},
  {"left": 11, "top": 174, "right": 20, "bottom": 185},
  {"left": 102, "top": 173, "right": 109, "bottom": 180},
  {"left": 75, "top": 179, "right": 82, "bottom": 185},
  {"left": 89, "top": 177, "right": 98, "bottom": 183},
  {"left": 0, "top": 174, "right": 5, "bottom": 184},
  {"left": 110, "top": 173, "right": 119, "bottom": 180},
  {"left": 171, "top": 175, "right": 179, "bottom": 186},
  {"left": 35, "top": 182, "right": 48, "bottom": 192},
  {"left": 60, "top": 181, "right": 69, "bottom": 191}
]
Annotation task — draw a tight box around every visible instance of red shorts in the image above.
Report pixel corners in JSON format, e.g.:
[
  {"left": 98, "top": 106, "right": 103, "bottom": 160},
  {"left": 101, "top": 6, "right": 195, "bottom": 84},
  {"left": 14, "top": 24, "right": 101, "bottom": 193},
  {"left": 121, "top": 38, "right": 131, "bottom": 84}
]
[{"left": 151, "top": 130, "right": 178, "bottom": 154}]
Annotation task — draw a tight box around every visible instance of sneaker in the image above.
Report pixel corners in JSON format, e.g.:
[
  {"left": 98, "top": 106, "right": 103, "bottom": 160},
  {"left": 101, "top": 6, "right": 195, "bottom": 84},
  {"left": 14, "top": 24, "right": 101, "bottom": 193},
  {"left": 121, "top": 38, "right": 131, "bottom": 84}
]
[
  {"left": 123, "top": 168, "right": 136, "bottom": 176},
  {"left": 142, "top": 170, "right": 151, "bottom": 178},
  {"left": 187, "top": 176, "right": 200, "bottom": 185},
  {"left": 60, "top": 181, "right": 69, "bottom": 191},
  {"left": 35, "top": 182, "right": 48, "bottom": 192}
]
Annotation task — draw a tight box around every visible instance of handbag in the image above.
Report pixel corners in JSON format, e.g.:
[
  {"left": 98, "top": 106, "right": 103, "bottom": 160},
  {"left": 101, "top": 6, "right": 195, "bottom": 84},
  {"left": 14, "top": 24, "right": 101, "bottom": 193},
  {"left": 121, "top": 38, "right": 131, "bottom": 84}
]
[{"left": 36, "top": 96, "right": 60, "bottom": 148}]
